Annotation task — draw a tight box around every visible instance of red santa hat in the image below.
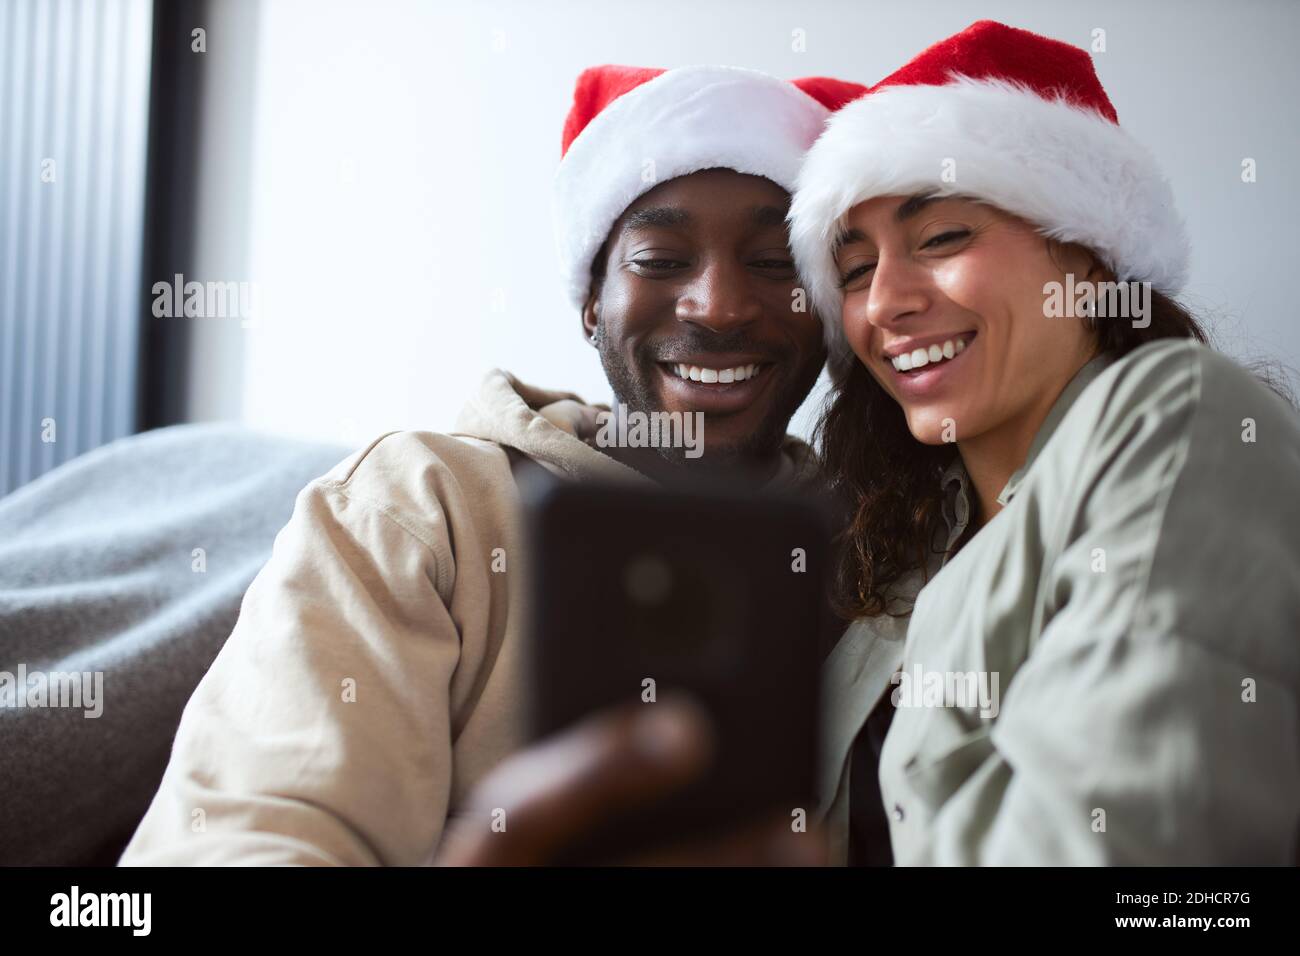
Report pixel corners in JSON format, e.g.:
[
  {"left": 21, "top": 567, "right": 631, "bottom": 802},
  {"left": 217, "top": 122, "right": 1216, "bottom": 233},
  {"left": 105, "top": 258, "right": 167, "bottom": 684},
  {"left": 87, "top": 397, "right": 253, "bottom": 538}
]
[
  {"left": 787, "top": 20, "right": 1191, "bottom": 379},
  {"left": 554, "top": 64, "right": 867, "bottom": 311}
]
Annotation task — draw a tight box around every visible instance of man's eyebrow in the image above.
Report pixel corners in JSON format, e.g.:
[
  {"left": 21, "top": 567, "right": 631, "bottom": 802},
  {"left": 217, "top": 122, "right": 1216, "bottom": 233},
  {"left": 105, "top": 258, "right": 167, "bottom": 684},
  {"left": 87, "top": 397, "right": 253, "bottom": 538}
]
[
  {"left": 622, "top": 205, "right": 788, "bottom": 231},
  {"left": 624, "top": 206, "right": 691, "bottom": 229},
  {"left": 750, "top": 205, "right": 789, "bottom": 229}
]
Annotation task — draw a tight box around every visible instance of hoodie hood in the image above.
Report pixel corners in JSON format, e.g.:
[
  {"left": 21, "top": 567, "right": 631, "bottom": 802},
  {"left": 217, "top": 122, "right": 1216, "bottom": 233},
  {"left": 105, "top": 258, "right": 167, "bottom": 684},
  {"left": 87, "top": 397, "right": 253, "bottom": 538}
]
[{"left": 451, "top": 368, "right": 822, "bottom": 491}]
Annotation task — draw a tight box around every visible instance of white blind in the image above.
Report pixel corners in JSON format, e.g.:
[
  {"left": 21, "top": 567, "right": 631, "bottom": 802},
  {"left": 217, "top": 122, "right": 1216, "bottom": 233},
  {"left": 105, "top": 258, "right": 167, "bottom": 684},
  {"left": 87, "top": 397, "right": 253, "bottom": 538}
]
[{"left": 0, "top": 0, "right": 153, "bottom": 496}]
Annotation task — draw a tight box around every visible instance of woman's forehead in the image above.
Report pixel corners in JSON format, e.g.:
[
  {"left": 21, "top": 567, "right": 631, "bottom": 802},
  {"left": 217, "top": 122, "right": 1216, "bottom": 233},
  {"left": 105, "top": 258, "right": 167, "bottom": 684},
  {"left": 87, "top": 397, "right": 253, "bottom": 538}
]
[{"left": 837, "top": 194, "right": 1000, "bottom": 245}]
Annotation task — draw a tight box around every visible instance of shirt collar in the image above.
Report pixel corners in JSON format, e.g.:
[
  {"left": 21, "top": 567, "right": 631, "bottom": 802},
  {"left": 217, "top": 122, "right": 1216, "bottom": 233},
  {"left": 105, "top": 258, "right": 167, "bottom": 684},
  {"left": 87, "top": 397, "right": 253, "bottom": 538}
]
[
  {"left": 995, "top": 351, "right": 1117, "bottom": 507},
  {"left": 938, "top": 456, "right": 971, "bottom": 558}
]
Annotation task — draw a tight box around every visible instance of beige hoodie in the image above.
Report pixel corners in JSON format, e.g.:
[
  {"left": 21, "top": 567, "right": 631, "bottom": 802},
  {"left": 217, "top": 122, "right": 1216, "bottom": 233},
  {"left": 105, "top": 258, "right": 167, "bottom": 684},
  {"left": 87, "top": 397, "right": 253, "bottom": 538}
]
[{"left": 119, "top": 369, "right": 825, "bottom": 865}]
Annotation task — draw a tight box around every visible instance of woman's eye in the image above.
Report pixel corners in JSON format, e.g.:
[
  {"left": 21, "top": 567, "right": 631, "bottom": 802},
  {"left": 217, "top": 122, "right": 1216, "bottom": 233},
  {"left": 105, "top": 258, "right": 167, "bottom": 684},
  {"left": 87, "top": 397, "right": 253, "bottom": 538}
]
[
  {"left": 838, "top": 263, "right": 875, "bottom": 288},
  {"left": 921, "top": 229, "right": 970, "bottom": 249}
]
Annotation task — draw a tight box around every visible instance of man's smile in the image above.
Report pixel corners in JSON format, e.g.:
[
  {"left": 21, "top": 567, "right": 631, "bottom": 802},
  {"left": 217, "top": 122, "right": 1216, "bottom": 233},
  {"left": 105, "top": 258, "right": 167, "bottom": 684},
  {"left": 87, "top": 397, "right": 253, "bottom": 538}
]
[{"left": 655, "top": 356, "right": 778, "bottom": 414}]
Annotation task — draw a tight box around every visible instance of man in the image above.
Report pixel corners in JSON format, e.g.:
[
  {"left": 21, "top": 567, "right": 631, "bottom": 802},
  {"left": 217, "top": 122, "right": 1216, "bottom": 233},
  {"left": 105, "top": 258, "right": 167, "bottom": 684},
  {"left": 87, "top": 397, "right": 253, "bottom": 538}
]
[{"left": 119, "top": 64, "right": 873, "bottom": 865}]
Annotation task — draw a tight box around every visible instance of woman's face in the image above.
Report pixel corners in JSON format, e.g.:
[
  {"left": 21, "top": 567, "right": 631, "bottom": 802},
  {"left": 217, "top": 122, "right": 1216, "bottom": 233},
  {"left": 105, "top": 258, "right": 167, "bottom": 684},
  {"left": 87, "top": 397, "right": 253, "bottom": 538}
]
[{"left": 834, "top": 195, "right": 1097, "bottom": 448}]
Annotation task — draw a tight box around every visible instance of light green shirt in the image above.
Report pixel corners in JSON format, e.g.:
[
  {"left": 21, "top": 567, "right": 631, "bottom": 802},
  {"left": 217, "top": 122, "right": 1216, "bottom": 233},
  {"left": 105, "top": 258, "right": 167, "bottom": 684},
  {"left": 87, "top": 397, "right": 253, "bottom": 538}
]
[{"left": 820, "top": 338, "right": 1300, "bottom": 865}]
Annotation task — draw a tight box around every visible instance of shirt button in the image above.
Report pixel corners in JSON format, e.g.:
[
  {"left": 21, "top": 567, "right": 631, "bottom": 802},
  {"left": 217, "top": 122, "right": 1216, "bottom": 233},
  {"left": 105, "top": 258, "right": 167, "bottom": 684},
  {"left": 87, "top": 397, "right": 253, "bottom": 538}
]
[{"left": 891, "top": 803, "right": 905, "bottom": 823}]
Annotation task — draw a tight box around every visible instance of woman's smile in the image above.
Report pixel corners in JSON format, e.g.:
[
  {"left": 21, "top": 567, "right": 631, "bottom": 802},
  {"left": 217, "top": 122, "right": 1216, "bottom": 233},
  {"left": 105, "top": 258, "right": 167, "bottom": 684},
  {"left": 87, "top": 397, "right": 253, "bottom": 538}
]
[
  {"left": 884, "top": 330, "right": 976, "bottom": 372},
  {"left": 882, "top": 330, "right": 977, "bottom": 399}
]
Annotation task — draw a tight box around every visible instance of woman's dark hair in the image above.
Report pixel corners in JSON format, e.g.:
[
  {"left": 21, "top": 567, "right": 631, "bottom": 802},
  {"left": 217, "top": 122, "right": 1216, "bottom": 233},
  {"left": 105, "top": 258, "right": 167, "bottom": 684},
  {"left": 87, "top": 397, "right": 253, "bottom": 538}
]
[{"left": 813, "top": 269, "right": 1213, "bottom": 622}]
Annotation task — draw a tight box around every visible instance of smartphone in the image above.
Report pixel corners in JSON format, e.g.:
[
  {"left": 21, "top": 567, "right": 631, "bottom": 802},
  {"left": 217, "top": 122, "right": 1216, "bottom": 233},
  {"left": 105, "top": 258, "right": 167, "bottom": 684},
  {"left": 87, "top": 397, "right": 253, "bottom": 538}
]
[{"left": 519, "top": 464, "right": 836, "bottom": 863}]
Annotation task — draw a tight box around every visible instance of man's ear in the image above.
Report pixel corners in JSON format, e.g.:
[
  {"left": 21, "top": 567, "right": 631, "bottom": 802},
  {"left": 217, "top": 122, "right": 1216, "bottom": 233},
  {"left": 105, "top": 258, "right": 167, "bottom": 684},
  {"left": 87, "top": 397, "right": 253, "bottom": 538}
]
[
  {"left": 581, "top": 293, "right": 601, "bottom": 346},
  {"left": 583, "top": 236, "right": 612, "bottom": 345}
]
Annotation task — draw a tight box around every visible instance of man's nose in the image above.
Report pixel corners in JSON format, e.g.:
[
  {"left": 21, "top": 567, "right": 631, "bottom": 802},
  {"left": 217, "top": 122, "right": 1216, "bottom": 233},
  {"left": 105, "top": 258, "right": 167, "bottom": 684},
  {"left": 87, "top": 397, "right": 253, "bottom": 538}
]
[{"left": 675, "top": 258, "right": 763, "bottom": 331}]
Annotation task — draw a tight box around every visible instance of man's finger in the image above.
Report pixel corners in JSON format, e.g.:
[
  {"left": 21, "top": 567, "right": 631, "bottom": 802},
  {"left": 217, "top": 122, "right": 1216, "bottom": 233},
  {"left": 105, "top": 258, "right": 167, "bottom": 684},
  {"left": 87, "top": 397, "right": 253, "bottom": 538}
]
[
  {"left": 614, "top": 813, "right": 828, "bottom": 867},
  {"left": 435, "top": 694, "right": 714, "bottom": 865}
]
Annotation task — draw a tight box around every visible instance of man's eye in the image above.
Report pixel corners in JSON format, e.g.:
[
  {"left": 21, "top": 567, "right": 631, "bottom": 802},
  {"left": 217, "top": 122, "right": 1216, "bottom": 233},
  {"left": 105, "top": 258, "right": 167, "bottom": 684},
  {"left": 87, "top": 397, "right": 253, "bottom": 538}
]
[
  {"left": 631, "top": 258, "right": 688, "bottom": 271},
  {"left": 922, "top": 229, "right": 970, "bottom": 249},
  {"left": 752, "top": 258, "right": 795, "bottom": 270},
  {"left": 838, "top": 263, "right": 875, "bottom": 288}
]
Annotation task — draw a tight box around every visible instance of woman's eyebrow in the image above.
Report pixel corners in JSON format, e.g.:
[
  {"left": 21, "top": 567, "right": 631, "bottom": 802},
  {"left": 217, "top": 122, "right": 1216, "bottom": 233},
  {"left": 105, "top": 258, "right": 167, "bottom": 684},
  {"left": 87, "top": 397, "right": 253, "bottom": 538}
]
[
  {"left": 834, "top": 193, "right": 942, "bottom": 253},
  {"left": 896, "top": 192, "right": 939, "bottom": 222},
  {"left": 833, "top": 227, "right": 868, "bottom": 254}
]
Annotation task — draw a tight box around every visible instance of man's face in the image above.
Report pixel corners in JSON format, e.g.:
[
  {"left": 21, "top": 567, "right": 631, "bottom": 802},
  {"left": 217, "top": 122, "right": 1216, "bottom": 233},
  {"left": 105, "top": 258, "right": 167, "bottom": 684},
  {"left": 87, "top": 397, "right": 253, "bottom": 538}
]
[{"left": 584, "top": 169, "right": 827, "bottom": 466}]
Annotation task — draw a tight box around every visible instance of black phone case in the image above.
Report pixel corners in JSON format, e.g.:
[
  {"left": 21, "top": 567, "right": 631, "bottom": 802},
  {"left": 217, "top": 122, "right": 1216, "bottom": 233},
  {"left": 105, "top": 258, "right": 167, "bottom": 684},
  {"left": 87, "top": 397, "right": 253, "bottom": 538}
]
[{"left": 520, "top": 467, "right": 835, "bottom": 864}]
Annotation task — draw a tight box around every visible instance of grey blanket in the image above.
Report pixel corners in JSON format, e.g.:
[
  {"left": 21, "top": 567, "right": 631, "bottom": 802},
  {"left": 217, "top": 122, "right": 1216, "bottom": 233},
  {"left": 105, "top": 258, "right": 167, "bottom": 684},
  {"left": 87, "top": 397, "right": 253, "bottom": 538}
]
[{"left": 0, "top": 424, "right": 348, "bottom": 865}]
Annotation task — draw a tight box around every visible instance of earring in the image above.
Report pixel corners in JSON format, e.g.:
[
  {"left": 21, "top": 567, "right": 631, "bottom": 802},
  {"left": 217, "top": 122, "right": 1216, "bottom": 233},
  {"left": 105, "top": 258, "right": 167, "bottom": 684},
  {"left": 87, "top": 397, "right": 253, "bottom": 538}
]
[{"left": 590, "top": 318, "right": 604, "bottom": 349}]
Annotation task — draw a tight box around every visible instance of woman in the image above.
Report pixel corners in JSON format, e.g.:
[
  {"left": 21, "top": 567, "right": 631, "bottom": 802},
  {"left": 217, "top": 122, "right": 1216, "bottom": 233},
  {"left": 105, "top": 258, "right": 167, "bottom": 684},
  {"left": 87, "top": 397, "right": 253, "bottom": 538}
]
[{"left": 789, "top": 21, "right": 1300, "bottom": 863}]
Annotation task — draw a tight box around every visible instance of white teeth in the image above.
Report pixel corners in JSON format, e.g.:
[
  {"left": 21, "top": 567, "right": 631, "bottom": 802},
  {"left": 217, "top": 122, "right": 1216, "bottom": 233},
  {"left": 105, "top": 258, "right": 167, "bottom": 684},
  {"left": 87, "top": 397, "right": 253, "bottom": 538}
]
[
  {"left": 671, "top": 363, "right": 763, "bottom": 384},
  {"left": 890, "top": 336, "right": 970, "bottom": 372}
]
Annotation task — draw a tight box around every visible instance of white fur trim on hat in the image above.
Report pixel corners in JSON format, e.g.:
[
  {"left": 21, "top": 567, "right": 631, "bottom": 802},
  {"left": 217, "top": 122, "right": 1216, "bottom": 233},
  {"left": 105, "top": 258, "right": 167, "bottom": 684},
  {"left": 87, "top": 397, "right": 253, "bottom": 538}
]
[
  {"left": 787, "top": 76, "right": 1191, "bottom": 377},
  {"left": 554, "top": 65, "right": 830, "bottom": 311}
]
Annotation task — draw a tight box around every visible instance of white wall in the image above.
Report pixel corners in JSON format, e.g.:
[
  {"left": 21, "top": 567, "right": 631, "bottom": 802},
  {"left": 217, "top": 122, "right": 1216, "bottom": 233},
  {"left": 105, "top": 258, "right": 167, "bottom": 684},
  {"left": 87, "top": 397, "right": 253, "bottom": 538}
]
[{"left": 187, "top": 0, "right": 1300, "bottom": 446}]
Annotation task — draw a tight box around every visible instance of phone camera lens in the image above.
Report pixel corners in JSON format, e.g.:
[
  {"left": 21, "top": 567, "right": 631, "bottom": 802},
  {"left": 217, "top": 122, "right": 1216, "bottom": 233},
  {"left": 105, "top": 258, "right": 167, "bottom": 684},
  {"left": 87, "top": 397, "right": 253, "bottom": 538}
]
[{"left": 624, "top": 554, "right": 673, "bottom": 606}]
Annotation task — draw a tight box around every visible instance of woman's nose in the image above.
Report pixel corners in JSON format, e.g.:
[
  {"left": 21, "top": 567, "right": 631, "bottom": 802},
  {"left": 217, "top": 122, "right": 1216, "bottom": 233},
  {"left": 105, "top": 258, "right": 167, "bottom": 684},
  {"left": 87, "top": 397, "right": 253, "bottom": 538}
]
[{"left": 865, "top": 253, "right": 929, "bottom": 330}]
